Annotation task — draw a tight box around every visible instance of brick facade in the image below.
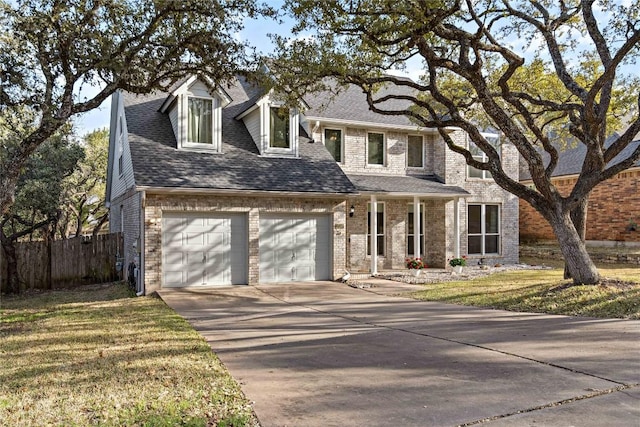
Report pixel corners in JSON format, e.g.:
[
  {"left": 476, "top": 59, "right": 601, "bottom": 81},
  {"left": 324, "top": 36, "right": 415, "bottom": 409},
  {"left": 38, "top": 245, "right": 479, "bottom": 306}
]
[
  {"left": 439, "top": 132, "right": 520, "bottom": 266},
  {"left": 141, "top": 193, "right": 347, "bottom": 294},
  {"left": 520, "top": 169, "right": 640, "bottom": 243}
]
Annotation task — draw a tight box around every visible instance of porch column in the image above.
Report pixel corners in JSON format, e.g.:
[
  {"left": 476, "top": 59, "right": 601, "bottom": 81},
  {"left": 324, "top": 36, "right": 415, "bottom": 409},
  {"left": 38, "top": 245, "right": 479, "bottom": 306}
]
[
  {"left": 413, "top": 195, "right": 420, "bottom": 259},
  {"left": 370, "top": 194, "right": 378, "bottom": 275},
  {"left": 454, "top": 197, "right": 461, "bottom": 258}
]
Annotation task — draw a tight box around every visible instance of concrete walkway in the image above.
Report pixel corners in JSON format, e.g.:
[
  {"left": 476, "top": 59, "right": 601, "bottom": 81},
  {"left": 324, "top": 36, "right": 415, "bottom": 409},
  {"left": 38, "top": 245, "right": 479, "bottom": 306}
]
[{"left": 159, "top": 281, "right": 640, "bottom": 427}]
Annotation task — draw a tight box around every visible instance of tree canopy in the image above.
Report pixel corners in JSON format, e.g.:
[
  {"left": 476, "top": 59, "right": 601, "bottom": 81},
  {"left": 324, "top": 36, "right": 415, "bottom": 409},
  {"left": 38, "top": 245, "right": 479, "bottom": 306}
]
[
  {"left": 59, "top": 128, "right": 110, "bottom": 238},
  {"left": 269, "top": 0, "right": 640, "bottom": 284},
  {"left": 0, "top": 0, "right": 271, "bottom": 215}
]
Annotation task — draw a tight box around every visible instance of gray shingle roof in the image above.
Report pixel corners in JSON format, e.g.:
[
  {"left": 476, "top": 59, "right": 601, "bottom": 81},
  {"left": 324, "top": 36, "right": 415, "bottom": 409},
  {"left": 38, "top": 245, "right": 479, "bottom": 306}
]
[
  {"left": 304, "top": 79, "right": 420, "bottom": 128},
  {"left": 519, "top": 136, "right": 640, "bottom": 181},
  {"left": 123, "top": 76, "right": 357, "bottom": 194},
  {"left": 347, "top": 174, "right": 469, "bottom": 196}
]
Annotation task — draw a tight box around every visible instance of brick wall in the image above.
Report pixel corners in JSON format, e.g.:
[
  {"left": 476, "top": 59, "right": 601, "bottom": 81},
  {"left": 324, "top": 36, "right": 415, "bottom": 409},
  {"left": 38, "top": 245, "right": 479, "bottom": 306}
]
[
  {"left": 439, "top": 131, "right": 520, "bottom": 265},
  {"left": 347, "top": 198, "right": 451, "bottom": 271},
  {"left": 313, "top": 127, "right": 436, "bottom": 176},
  {"left": 142, "top": 194, "right": 346, "bottom": 293},
  {"left": 520, "top": 169, "right": 640, "bottom": 243}
]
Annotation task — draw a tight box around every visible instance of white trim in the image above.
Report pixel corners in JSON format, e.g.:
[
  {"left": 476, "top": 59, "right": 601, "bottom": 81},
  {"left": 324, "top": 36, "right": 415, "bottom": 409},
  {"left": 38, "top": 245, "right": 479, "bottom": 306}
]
[
  {"left": 305, "top": 116, "right": 457, "bottom": 133},
  {"left": 183, "top": 95, "right": 219, "bottom": 148},
  {"left": 407, "top": 134, "right": 425, "bottom": 169},
  {"left": 159, "top": 75, "right": 231, "bottom": 113},
  {"left": 137, "top": 185, "right": 358, "bottom": 198},
  {"left": 369, "top": 197, "right": 379, "bottom": 274},
  {"left": 322, "top": 127, "right": 345, "bottom": 163},
  {"left": 236, "top": 91, "right": 310, "bottom": 121},
  {"left": 409, "top": 199, "right": 424, "bottom": 258},
  {"left": 454, "top": 197, "right": 461, "bottom": 258},
  {"left": 467, "top": 203, "right": 501, "bottom": 255},
  {"left": 366, "top": 131, "right": 386, "bottom": 166},
  {"left": 356, "top": 190, "right": 470, "bottom": 198}
]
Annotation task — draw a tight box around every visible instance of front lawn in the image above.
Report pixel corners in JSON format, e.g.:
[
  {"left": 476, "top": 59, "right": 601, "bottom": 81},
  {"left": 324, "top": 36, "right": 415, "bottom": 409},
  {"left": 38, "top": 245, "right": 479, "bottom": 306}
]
[
  {"left": 0, "top": 282, "right": 258, "bottom": 427},
  {"left": 411, "top": 268, "right": 640, "bottom": 319}
]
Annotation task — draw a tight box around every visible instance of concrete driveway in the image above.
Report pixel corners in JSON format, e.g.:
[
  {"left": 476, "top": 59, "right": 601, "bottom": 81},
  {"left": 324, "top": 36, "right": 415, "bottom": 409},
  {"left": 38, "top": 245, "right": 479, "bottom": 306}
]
[{"left": 158, "top": 281, "right": 640, "bottom": 427}]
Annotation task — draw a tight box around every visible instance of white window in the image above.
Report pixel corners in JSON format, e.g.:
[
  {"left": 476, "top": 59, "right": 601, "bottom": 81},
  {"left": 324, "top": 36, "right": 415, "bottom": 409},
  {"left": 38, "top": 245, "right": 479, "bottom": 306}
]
[
  {"left": 187, "top": 97, "right": 213, "bottom": 144},
  {"left": 407, "top": 203, "right": 425, "bottom": 256},
  {"left": 270, "top": 107, "right": 290, "bottom": 148},
  {"left": 407, "top": 135, "right": 424, "bottom": 168},
  {"left": 367, "top": 132, "right": 385, "bottom": 165},
  {"left": 367, "top": 202, "right": 385, "bottom": 256},
  {"left": 468, "top": 204, "right": 500, "bottom": 255},
  {"left": 324, "top": 128, "right": 343, "bottom": 162},
  {"left": 468, "top": 133, "right": 500, "bottom": 179}
]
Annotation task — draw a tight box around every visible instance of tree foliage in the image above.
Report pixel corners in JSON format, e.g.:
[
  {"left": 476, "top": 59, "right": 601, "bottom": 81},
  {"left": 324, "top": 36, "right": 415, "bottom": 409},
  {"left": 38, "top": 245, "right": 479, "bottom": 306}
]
[
  {"left": 269, "top": 0, "right": 640, "bottom": 285},
  {"left": 1, "top": 126, "right": 82, "bottom": 292},
  {"left": 0, "top": 0, "right": 270, "bottom": 216},
  {"left": 59, "top": 128, "right": 109, "bottom": 238}
]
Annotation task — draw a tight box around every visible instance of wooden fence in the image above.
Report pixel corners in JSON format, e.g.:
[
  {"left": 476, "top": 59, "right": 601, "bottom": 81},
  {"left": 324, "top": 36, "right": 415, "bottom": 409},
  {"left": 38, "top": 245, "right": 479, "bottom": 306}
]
[{"left": 1, "top": 233, "right": 124, "bottom": 293}]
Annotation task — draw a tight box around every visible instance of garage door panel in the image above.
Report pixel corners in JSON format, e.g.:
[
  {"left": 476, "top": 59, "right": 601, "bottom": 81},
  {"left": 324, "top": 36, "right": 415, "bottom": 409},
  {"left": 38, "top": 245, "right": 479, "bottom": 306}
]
[
  {"left": 162, "top": 213, "right": 247, "bottom": 287},
  {"left": 259, "top": 214, "right": 331, "bottom": 283},
  {"left": 164, "top": 251, "right": 185, "bottom": 266}
]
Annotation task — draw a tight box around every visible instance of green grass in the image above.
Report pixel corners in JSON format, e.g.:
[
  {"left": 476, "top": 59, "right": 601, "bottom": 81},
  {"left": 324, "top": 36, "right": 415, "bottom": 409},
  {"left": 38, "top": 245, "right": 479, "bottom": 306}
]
[
  {"left": 0, "top": 282, "right": 258, "bottom": 427},
  {"left": 411, "top": 267, "right": 640, "bottom": 319}
]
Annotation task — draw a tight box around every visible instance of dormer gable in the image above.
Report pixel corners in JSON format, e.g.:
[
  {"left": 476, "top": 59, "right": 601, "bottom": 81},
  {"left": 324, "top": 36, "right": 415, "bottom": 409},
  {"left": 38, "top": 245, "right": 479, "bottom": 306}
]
[
  {"left": 159, "top": 75, "right": 232, "bottom": 152},
  {"left": 236, "top": 91, "right": 308, "bottom": 158}
]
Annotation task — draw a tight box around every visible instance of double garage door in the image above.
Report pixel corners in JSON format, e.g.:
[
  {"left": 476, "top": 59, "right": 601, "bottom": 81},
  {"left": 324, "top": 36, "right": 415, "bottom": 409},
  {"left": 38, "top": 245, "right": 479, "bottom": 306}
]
[{"left": 162, "top": 212, "right": 330, "bottom": 287}]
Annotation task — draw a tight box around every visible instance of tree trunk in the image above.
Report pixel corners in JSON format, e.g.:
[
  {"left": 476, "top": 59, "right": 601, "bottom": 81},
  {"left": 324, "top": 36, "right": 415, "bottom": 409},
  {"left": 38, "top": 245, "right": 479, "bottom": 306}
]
[
  {"left": 92, "top": 214, "right": 108, "bottom": 238},
  {"left": 549, "top": 209, "right": 600, "bottom": 285},
  {"left": 0, "top": 235, "right": 21, "bottom": 294},
  {"left": 564, "top": 197, "right": 589, "bottom": 279}
]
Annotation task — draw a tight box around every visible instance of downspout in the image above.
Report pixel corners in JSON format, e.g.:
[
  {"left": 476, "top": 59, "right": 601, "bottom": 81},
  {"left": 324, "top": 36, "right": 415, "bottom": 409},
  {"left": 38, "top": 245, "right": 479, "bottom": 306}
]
[{"left": 137, "top": 190, "right": 146, "bottom": 296}]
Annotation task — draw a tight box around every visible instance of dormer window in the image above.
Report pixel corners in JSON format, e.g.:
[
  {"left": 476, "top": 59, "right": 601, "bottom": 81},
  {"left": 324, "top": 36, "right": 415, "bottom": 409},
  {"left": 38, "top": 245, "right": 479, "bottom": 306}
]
[
  {"left": 159, "top": 76, "right": 231, "bottom": 153},
  {"left": 270, "top": 107, "right": 290, "bottom": 148},
  {"left": 188, "top": 97, "right": 213, "bottom": 144},
  {"left": 236, "top": 92, "right": 305, "bottom": 158}
]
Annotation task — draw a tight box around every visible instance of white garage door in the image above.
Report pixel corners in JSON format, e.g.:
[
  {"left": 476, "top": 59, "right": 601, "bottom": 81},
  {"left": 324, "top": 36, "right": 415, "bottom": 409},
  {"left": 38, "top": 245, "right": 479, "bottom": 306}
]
[
  {"left": 162, "top": 213, "right": 247, "bottom": 287},
  {"left": 259, "top": 214, "right": 331, "bottom": 283}
]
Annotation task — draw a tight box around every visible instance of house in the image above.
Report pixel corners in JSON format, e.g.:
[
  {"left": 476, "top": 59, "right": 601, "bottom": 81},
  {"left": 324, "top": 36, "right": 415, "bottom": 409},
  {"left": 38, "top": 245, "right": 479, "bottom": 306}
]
[
  {"left": 519, "top": 139, "right": 640, "bottom": 244},
  {"left": 106, "top": 75, "right": 520, "bottom": 294}
]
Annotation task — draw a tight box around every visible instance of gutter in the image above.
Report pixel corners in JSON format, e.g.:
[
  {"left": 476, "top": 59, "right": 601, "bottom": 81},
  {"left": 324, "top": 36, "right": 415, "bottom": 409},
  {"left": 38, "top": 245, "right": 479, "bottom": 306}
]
[
  {"left": 136, "top": 185, "right": 360, "bottom": 198},
  {"left": 305, "top": 116, "right": 459, "bottom": 134}
]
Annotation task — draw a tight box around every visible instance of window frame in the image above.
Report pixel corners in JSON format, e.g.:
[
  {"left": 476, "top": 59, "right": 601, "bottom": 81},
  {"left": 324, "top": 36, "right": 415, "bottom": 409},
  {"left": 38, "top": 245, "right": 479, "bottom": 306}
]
[
  {"left": 407, "top": 202, "right": 425, "bottom": 257},
  {"left": 407, "top": 134, "right": 424, "bottom": 169},
  {"left": 186, "top": 96, "right": 214, "bottom": 145},
  {"left": 367, "top": 202, "right": 385, "bottom": 256},
  {"left": 323, "top": 127, "right": 344, "bottom": 163},
  {"left": 467, "top": 132, "right": 500, "bottom": 180},
  {"left": 269, "top": 106, "right": 291, "bottom": 149},
  {"left": 467, "top": 204, "right": 501, "bottom": 255},
  {"left": 366, "top": 131, "right": 386, "bottom": 166}
]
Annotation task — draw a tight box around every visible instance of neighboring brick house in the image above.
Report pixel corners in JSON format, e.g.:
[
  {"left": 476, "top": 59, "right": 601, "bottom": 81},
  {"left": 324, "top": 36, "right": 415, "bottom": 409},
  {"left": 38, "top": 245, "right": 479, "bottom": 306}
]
[
  {"left": 106, "top": 75, "right": 519, "bottom": 294},
  {"left": 519, "top": 139, "right": 640, "bottom": 244}
]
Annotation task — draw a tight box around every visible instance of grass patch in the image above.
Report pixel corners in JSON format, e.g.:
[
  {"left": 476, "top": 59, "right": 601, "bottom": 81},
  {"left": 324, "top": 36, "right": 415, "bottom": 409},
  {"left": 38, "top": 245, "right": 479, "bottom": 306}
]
[
  {"left": 0, "top": 282, "right": 258, "bottom": 426},
  {"left": 411, "top": 268, "right": 640, "bottom": 319}
]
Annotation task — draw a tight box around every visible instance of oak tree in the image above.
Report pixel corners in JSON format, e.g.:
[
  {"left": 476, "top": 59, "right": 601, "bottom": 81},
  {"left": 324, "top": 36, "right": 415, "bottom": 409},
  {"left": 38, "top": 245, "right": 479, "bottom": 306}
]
[
  {"left": 0, "top": 0, "right": 269, "bottom": 216},
  {"left": 269, "top": 0, "right": 640, "bottom": 284}
]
